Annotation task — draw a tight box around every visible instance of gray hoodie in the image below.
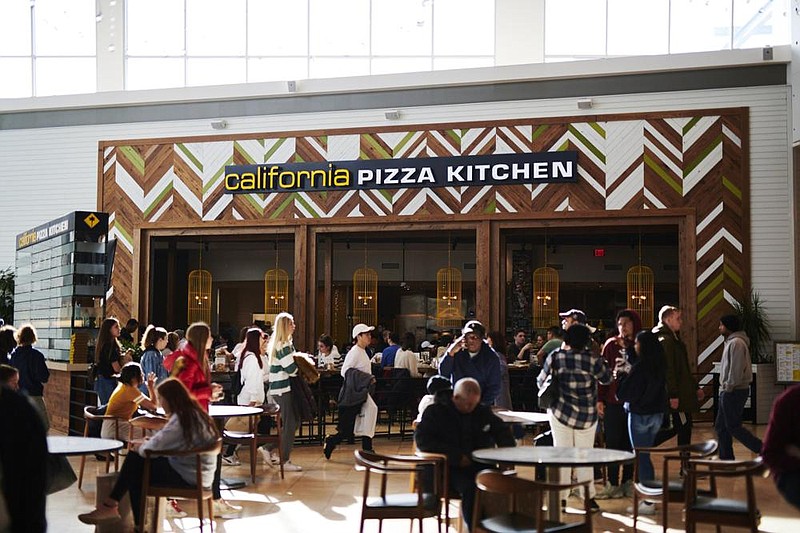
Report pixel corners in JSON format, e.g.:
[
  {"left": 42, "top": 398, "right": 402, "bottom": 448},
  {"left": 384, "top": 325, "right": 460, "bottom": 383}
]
[{"left": 720, "top": 331, "right": 752, "bottom": 392}]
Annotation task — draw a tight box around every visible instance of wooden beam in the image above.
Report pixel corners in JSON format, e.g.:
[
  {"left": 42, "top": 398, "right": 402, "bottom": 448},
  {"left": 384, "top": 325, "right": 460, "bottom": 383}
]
[
  {"left": 293, "top": 225, "right": 309, "bottom": 352},
  {"left": 678, "top": 213, "right": 698, "bottom": 371},
  {"left": 323, "top": 236, "right": 332, "bottom": 338},
  {"left": 476, "top": 221, "right": 490, "bottom": 325}
]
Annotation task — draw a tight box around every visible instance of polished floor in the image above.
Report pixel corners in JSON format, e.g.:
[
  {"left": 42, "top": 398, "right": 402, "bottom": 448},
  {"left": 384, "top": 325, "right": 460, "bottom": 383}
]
[{"left": 49, "top": 423, "right": 798, "bottom": 532}]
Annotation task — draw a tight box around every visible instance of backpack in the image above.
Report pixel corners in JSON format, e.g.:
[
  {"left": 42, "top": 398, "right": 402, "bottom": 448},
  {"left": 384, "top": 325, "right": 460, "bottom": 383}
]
[{"left": 230, "top": 352, "right": 249, "bottom": 399}]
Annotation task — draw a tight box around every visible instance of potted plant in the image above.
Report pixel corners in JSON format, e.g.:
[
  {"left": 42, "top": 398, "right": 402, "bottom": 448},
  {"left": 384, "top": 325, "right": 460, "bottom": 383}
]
[
  {"left": 734, "top": 290, "right": 772, "bottom": 363},
  {"left": 733, "top": 290, "right": 782, "bottom": 423}
]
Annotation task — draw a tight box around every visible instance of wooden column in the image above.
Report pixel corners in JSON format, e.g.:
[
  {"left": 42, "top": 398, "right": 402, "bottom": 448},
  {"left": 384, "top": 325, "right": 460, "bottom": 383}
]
[
  {"left": 294, "top": 225, "right": 310, "bottom": 352},
  {"left": 476, "top": 221, "right": 491, "bottom": 325},
  {"left": 322, "top": 236, "right": 333, "bottom": 337},
  {"left": 166, "top": 239, "right": 176, "bottom": 328},
  {"left": 678, "top": 214, "right": 698, "bottom": 370}
]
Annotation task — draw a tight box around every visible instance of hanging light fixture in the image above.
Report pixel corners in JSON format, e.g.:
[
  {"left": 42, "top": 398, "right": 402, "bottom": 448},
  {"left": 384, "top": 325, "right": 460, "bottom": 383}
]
[
  {"left": 187, "top": 241, "right": 212, "bottom": 324},
  {"left": 627, "top": 232, "right": 655, "bottom": 328},
  {"left": 352, "top": 236, "right": 378, "bottom": 325},
  {"left": 437, "top": 234, "right": 463, "bottom": 328},
  {"left": 265, "top": 239, "right": 289, "bottom": 316},
  {"left": 533, "top": 234, "right": 559, "bottom": 330}
]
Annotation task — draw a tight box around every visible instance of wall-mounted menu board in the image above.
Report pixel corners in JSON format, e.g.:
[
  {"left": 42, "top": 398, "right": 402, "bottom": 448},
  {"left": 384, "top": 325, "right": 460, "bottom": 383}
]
[{"left": 775, "top": 341, "right": 800, "bottom": 383}]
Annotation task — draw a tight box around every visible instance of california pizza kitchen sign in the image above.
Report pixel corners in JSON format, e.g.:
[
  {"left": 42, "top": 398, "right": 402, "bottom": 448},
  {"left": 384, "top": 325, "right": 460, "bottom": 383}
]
[{"left": 224, "top": 151, "right": 577, "bottom": 194}]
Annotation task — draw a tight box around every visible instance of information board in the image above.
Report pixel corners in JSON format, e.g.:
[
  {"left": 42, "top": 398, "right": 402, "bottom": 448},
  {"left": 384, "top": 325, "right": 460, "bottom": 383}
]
[{"left": 775, "top": 341, "right": 800, "bottom": 383}]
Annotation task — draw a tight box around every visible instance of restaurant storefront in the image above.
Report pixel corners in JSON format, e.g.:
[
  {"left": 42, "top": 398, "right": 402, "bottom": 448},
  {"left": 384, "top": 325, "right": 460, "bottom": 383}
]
[{"left": 100, "top": 107, "right": 747, "bottom": 380}]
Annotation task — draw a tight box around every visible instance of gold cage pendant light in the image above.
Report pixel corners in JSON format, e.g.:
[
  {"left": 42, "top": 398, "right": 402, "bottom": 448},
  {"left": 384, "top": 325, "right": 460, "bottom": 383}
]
[
  {"left": 533, "top": 237, "right": 559, "bottom": 330},
  {"left": 627, "top": 233, "right": 655, "bottom": 328},
  {"left": 187, "top": 242, "right": 212, "bottom": 324},
  {"left": 353, "top": 237, "right": 378, "bottom": 325},
  {"left": 437, "top": 236, "right": 463, "bottom": 328},
  {"left": 264, "top": 240, "right": 289, "bottom": 315}
]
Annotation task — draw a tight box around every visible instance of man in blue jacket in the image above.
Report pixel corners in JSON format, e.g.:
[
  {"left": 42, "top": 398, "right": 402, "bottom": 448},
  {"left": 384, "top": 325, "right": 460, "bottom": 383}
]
[{"left": 438, "top": 322, "right": 501, "bottom": 406}]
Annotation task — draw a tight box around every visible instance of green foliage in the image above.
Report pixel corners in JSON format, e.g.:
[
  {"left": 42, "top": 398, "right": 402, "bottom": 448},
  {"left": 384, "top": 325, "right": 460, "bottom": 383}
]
[
  {"left": 734, "top": 290, "right": 772, "bottom": 363},
  {"left": 120, "top": 339, "right": 143, "bottom": 363},
  {"left": 0, "top": 268, "right": 13, "bottom": 324}
]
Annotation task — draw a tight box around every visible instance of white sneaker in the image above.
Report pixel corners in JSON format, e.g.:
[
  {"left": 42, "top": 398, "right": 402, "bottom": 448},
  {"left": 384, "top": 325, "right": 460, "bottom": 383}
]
[
  {"left": 166, "top": 499, "right": 187, "bottom": 518},
  {"left": 626, "top": 501, "right": 656, "bottom": 516},
  {"left": 282, "top": 461, "right": 302, "bottom": 472},
  {"left": 269, "top": 450, "right": 281, "bottom": 465},
  {"left": 221, "top": 454, "right": 240, "bottom": 466},
  {"left": 212, "top": 499, "right": 242, "bottom": 518},
  {"left": 258, "top": 447, "right": 273, "bottom": 467}
]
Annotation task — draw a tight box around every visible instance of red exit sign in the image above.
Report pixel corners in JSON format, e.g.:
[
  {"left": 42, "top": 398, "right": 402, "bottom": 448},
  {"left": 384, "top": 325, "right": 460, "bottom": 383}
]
[{"left": 594, "top": 248, "right": 605, "bottom": 257}]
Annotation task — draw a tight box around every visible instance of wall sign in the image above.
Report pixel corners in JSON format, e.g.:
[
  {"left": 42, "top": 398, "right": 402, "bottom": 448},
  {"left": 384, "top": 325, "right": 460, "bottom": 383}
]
[
  {"left": 16, "top": 211, "right": 108, "bottom": 250},
  {"left": 775, "top": 341, "right": 800, "bottom": 383},
  {"left": 224, "top": 151, "right": 578, "bottom": 194}
]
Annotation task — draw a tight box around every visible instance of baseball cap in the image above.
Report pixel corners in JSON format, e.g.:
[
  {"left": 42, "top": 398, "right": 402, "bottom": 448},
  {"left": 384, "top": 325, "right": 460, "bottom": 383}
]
[
  {"left": 352, "top": 323, "right": 374, "bottom": 339},
  {"left": 558, "top": 309, "right": 597, "bottom": 333},
  {"left": 421, "top": 340, "right": 433, "bottom": 349}
]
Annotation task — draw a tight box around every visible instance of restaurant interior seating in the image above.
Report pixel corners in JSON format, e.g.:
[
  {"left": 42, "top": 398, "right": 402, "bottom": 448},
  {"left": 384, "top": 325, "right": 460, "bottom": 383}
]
[
  {"left": 684, "top": 456, "right": 767, "bottom": 533},
  {"left": 139, "top": 437, "right": 222, "bottom": 533},
  {"left": 472, "top": 469, "right": 592, "bottom": 533},
  {"left": 78, "top": 405, "right": 121, "bottom": 489},
  {"left": 354, "top": 449, "right": 445, "bottom": 533},
  {"left": 631, "top": 439, "right": 718, "bottom": 532}
]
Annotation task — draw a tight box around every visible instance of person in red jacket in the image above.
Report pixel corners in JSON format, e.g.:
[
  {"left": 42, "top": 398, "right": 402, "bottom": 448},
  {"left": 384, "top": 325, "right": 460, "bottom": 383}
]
[
  {"left": 163, "top": 322, "right": 241, "bottom": 518},
  {"left": 596, "top": 308, "right": 641, "bottom": 500},
  {"left": 163, "top": 322, "right": 220, "bottom": 411},
  {"left": 761, "top": 384, "right": 800, "bottom": 511}
]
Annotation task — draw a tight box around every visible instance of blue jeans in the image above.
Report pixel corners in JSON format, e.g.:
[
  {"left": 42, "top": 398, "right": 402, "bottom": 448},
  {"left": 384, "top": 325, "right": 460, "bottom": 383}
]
[
  {"left": 94, "top": 376, "right": 118, "bottom": 406},
  {"left": 777, "top": 471, "right": 800, "bottom": 512},
  {"left": 715, "top": 388, "right": 762, "bottom": 460},
  {"left": 628, "top": 412, "right": 663, "bottom": 482}
]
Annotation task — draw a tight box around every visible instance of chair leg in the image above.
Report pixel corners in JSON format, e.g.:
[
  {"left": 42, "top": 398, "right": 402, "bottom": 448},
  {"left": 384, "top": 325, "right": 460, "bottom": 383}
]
[
  {"left": 378, "top": 518, "right": 383, "bottom": 533},
  {"left": 208, "top": 498, "right": 214, "bottom": 532},
  {"left": 78, "top": 455, "right": 86, "bottom": 489},
  {"left": 632, "top": 491, "right": 639, "bottom": 532},
  {"left": 197, "top": 497, "right": 204, "bottom": 533},
  {"left": 662, "top": 499, "right": 668, "bottom": 533},
  {"left": 151, "top": 497, "right": 160, "bottom": 533}
]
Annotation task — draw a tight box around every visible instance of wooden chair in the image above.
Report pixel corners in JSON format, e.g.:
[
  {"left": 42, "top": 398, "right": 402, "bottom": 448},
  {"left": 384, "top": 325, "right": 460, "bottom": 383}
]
[
  {"left": 78, "top": 405, "right": 122, "bottom": 489},
  {"left": 472, "top": 469, "right": 593, "bottom": 533},
  {"left": 222, "top": 404, "right": 284, "bottom": 481},
  {"left": 127, "top": 415, "right": 168, "bottom": 451},
  {"left": 684, "top": 456, "right": 767, "bottom": 533},
  {"left": 139, "top": 437, "right": 222, "bottom": 533},
  {"left": 354, "top": 449, "right": 445, "bottom": 533},
  {"left": 414, "top": 451, "right": 459, "bottom": 533},
  {"left": 631, "top": 439, "right": 718, "bottom": 532}
]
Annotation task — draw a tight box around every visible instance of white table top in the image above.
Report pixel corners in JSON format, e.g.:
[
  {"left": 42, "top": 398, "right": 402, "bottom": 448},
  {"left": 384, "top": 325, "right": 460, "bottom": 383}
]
[
  {"left": 473, "top": 445, "right": 635, "bottom": 467},
  {"left": 47, "top": 436, "right": 123, "bottom": 456},
  {"left": 208, "top": 405, "right": 264, "bottom": 418},
  {"left": 494, "top": 410, "right": 550, "bottom": 425}
]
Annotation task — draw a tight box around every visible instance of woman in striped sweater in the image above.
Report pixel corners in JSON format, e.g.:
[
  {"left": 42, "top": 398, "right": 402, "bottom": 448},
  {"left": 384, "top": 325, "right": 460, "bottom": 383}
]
[{"left": 266, "top": 312, "right": 302, "bottom": 472}]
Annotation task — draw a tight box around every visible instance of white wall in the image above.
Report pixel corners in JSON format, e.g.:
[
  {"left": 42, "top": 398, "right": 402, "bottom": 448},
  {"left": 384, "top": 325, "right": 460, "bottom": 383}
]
[{"left": 0, "top": 84, "right": 793, "bottom": 341}]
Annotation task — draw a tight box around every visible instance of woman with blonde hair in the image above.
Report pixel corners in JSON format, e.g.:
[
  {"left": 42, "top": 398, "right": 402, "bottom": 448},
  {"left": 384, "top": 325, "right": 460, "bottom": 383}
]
[
  {"left": 10, "top": 324, "right": 50, "bottom": 429},
  {"left": 266, "top": 312, "right": 302, "bottom": 471}
]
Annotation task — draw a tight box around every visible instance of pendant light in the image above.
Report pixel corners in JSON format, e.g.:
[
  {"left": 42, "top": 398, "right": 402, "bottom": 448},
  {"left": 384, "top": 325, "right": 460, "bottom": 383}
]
[
  {"left": 627, "top": 232, "right": 654, "bottom": 328},
  {"left": 353, "top": 236, "right": 378, "bottom": 325},
  {"left": 437, "top": 234, "right": 463, "bottom": 328},
  {"left": 533, "top": 235, "right": 559, "bottom": 330},
  {"left": 187, "top": 241, "right": 212, "bottom": 324},
  {"left": 265, "top": 239, "right": 289, "bottom": 316}
]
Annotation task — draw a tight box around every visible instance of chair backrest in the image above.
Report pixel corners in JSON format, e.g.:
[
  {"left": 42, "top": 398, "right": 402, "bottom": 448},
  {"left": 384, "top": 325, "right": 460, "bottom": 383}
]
[{"left": 684, "top": 439, "right": 718, "bottom": 458}]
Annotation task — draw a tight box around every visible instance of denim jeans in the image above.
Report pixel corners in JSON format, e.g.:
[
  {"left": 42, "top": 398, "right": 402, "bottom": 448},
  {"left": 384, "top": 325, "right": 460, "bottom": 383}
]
[
  {"left": 628, "top": 412, "right": 663, "bottom": 482},
  {"left": 715, "top": 388, "right": 763, "bottom": 460},
  {"left": 94, "top": 376, "right": 118, "bottom": 406}
]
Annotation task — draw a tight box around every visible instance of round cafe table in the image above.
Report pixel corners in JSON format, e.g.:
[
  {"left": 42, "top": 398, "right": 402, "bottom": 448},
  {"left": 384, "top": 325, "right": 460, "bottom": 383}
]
[
  {"left": 472, "top": 446, "right": 635, "bottom": 522},
  {"left": 47, "top": 436, "right": 123, "bottom": 456},
  {"left": 208, "top": 405, "right": 264, "bottom": 489}
]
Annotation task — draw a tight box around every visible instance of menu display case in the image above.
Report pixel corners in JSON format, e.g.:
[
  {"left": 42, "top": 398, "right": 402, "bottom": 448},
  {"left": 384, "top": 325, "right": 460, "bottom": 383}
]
[{"left": 14, "top": 211, "right": 109, "bottom": 363}]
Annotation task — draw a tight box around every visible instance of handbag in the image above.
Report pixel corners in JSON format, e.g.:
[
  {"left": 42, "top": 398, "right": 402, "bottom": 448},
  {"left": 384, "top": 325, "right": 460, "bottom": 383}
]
[
  {"left": 537, "top": 370, "right": 560, "bottom": 410},
  {"left": 353, "top": 394, "right": 378, "bottom": 438},
  {"left": 293, "top": 354, "right": 320, "bottom": 384}
]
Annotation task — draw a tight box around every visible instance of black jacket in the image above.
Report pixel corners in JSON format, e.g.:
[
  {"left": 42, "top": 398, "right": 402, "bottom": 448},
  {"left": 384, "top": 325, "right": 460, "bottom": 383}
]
[
  {"left": 415, "top": 392, "right": 514, "bottom": 467},
  {"left": 616, "top": 362, "right": 668, "bottom": 415},
  {"left": 338, "top": 368, "right": 375, "bottom": 407}
]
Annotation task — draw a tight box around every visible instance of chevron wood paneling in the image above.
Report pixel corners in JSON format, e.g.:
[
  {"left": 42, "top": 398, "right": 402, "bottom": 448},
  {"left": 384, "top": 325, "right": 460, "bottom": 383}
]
[{"left": 99, "top": 110, "right": 748, "bottom": 376}]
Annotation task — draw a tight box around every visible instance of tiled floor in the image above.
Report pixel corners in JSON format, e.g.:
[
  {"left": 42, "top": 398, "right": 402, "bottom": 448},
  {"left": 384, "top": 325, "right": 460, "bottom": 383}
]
[{"left": 49, "top": 423, "right": 799, "bottom": 532}]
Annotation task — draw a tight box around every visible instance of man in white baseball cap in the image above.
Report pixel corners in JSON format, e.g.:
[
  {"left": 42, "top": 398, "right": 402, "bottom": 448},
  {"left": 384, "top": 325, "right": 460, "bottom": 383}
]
[{"left": 559, "top": 309, "right": 596, "bottom": 333}]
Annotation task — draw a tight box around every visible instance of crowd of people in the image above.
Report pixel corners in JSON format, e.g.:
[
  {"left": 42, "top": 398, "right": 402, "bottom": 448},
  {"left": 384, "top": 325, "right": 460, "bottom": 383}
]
[{"left": 0, "top": 301, "right": 798, "bottom": 531}]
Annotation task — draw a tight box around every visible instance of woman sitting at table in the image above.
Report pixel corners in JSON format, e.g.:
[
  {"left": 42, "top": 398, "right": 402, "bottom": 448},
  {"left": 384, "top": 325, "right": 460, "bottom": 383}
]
[
  {"left": 102, "top": 362, "right": 159, "bottom": 442},
  {"left": 78, "top": 378, "right": 219, "bottom": 527},
  {"left": 537, "top": 324, "right": 612, "bottom": 511},
  {"left": 316, "top": 334, "right": 341, "bottom": 369},
  {"left": 393, "top": 332, "right": 420, "bottom": 377},
  {"left": 222, "top": 327, "right": 269, "bottom": 466}
]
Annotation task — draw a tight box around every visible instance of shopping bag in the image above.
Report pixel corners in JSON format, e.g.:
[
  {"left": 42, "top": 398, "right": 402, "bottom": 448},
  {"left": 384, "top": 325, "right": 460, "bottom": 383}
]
[{"left": 353, "top": 394, "right": 377, "bottom": 438}]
